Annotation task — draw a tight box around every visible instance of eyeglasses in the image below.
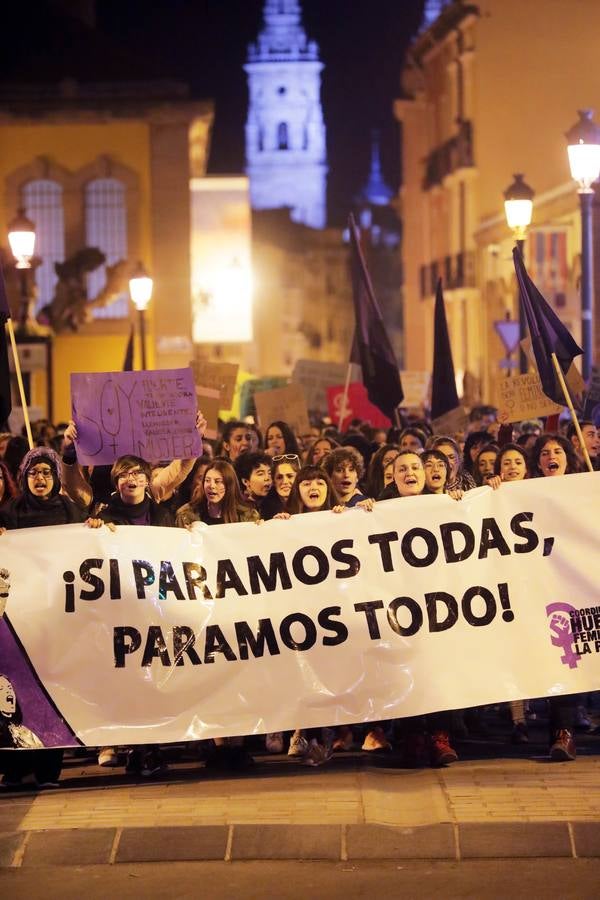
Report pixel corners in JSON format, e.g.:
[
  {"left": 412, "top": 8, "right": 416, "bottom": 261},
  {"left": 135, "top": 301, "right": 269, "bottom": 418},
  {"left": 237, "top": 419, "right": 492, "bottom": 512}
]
[
  {"left": 27, "top": 467, "right": 53, "bottom": 479},
  {"left": 117, "top": 469, "right": 147, "bottom": 482},
  {"left": 272, "top": 454, "right": 300, "bottom": 463}
]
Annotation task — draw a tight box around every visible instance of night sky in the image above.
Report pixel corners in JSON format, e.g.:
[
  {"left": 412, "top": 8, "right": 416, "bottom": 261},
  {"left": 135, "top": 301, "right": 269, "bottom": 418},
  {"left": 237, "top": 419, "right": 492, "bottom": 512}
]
[{"left": 3, "top": 0, "right": 425, "bottom": 224}]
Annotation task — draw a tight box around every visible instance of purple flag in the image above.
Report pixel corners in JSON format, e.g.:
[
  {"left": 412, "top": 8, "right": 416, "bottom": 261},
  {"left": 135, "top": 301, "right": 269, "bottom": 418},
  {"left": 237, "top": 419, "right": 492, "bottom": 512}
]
[
  {"left": 513, "top": 248, "right": 582, "bottom": 405},
  {"left": 430, "top": 279, "right": 459, "bottom": 421},
  {"left": 348, "top": 214, "right": 403, "bottom": 418}
]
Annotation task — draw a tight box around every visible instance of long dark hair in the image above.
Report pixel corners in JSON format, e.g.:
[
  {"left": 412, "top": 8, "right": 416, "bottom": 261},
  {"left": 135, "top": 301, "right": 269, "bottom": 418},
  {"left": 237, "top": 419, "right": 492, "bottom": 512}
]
[
  {"left": 0, "top": 676, "right": 23, "bottom": 749},
  {"left": 494, "top": 443, "right": 530, "bottom": 479},
  {"left": 190, "top": 459, "right": 254, "bottom": 523},
  {"left": 287, "top": 465, "right": 339, "bottom": 514},
  {"left": 366, "top": 443, "right": 399, "bottom": 499},
  {"left": 0, "top": 460, "right": 18, "bottom": 506},
  {"left": 530, "top": 433, "right": 582, "bottom": 477},
  {"left": 265, "top": 420, "right": 300, "bottom": 455}
]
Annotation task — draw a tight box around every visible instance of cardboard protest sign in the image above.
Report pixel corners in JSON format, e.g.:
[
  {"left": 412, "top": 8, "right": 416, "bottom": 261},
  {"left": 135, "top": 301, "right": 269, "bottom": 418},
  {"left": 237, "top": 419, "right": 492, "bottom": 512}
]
[
  {"left": 239, "top": 376, "right": 289, "bottom": 420},
  {"left": 327, "top": 383, "right": 391, "bottom": 432},
  {"left": 190, "top": 357, "right": 238, "bottom": 409},
  {"left": 292, "top": 360, "right": 348, "bottom": 411},
  {"left": 399, "top": 370, "right": 431, "bottom": 408},
  {"left": 254, "top": 383, "right": 310, "bottom": 435},
  {"left": 71, "top": 368, "right": 201, "bottom": 465},
  {"left": 195, "top": 386, "right": 221, "bottom": 441},
  {"left": 431, "top": 405, "right": 468, "bottom": 436},
  {"left": 495, "top": 373, "right": 563, "bottom": 423}
]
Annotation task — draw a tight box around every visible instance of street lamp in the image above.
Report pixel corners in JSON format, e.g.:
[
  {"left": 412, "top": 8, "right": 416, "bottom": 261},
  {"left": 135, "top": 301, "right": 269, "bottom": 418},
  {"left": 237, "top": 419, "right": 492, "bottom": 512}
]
[
  {"left": 504, "top": 173, "right": 535, "bottom": 373},
  {"left": 7, "top": 207, "right": 36, "bottom": 331},
  {"left": 566, "top": 109, "right": 600, "bottom": 382},
  {"left": 129, "top": 261, "right": 153, "bottom": 370}
]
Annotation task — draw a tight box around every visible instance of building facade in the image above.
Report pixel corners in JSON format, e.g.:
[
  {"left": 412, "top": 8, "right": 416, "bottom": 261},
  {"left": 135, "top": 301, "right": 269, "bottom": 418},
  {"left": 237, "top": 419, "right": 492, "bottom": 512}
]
[
  {"left": 0, "top": 80, "right": 212, "bottom": 420},
  {"left": 245, "top": 0, "right": 328, "bottom": 229},
  {"left": 395, "top": 0, "right": 600, "bottom": 402}
]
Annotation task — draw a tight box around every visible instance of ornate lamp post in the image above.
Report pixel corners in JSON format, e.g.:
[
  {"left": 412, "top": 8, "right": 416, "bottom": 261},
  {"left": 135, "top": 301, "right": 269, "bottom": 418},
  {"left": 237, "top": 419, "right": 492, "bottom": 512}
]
[
  {"left": 566, "top": 109, "right": 600, "bottom": 382},
  {"left": 504, "top": 173, "right": 535, "bottom": 374},
  {"left": 7, "top": 208, "right": 36, "bottom": 332},
  {"left": 128, "top": 261, "right": 153, "bottom": 370}
]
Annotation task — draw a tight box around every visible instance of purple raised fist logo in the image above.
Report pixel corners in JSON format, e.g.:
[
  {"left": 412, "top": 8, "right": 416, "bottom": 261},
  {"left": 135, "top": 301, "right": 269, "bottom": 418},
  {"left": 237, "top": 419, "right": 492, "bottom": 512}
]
[{"left": 546, "top": 601, "right": 579, "bottom": 669}]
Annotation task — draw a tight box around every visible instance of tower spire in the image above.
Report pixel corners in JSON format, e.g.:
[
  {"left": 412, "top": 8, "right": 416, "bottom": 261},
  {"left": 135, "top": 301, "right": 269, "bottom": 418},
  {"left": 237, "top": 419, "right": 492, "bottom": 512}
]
[
  {"left": 245, "top": 0, "right": 327, "bottom": 229},
  {"left": 360, "top": 132, "right": 393, "bottom": 206}
]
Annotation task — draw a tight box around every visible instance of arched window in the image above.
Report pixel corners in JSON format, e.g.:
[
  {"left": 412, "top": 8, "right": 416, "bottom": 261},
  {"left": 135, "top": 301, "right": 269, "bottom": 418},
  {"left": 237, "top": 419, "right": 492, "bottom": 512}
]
[
  {"left": 85, "top": 177, "right": 128, "bottom": 319},
  {"left": 277, "top": 122, "right": 289, "bottom": 150},
  {"left": 22, "top": 179, "right": 65, "bottom": 313}
]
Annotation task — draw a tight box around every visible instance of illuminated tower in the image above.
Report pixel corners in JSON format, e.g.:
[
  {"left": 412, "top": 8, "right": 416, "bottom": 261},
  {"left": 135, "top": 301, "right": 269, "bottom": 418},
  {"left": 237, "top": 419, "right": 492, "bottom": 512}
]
[{"left": 244, "top": 0, "right": 327, "bottom": 229}]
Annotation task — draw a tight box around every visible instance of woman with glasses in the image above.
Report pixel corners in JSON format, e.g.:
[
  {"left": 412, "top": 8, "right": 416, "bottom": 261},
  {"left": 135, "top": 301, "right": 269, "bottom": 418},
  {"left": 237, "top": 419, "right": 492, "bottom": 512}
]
[
  {"left": 260, "top": 453, "right": 301, "bottom": 521},
  {"left": 0, "top": 448, "right": 87, "bottom": 789}
]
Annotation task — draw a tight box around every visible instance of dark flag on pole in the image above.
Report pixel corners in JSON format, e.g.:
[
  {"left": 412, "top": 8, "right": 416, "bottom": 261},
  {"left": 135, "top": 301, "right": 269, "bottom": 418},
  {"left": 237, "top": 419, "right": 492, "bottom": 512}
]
[
  {"left": 122, "top": 323, "right": 135, "bottom": 372},
  {"left": 348, "top": 214, "right": 403, "bottom": 419},
  {"left": 513, "top": 247, "right": 583, "bottom": 405},
  {"left": 0, "top": 262, "right": 12, "bottom": 426},
  {"left": 430, "top": 278, "right": 459, "bottom": 421}
]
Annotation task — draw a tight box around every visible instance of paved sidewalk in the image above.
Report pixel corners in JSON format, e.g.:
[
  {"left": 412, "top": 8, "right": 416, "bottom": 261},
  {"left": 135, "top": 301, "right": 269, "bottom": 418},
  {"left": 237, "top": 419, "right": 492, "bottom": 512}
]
[{"left": 2, "top": 744, "right": 600, "bottom": 866}]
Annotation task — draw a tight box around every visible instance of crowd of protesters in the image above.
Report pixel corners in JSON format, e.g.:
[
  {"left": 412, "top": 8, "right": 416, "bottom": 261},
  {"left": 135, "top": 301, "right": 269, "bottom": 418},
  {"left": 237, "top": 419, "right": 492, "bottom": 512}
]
[{"left": 0, "top": 400, "right": 599, "bottom": 787}]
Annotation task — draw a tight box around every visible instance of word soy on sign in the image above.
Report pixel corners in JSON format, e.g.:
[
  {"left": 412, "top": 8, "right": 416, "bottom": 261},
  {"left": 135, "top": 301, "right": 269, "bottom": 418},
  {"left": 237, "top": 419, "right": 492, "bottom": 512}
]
[{"left": 71, "top": 368, "right": 201, "bottom": 465}]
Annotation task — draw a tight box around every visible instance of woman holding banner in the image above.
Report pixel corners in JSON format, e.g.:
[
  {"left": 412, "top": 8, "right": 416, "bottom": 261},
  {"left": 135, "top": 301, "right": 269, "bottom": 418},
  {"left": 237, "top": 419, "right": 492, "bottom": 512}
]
[
  {"left": 530, "top": 433, "right": 583, "bottom": 761},
  {"left": 0, "top": 447, "right": 88, "bottom": 788}
]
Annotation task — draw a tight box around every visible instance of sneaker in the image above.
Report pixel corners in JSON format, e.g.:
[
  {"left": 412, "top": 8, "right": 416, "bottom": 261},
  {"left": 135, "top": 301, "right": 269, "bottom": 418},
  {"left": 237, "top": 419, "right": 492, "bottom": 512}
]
[
  {"left": 288, "top": 730, "right": 309, "bottom": 757},
  {"left": 321, "top": 727, "right": 336, "bottom": 753},
  {"left": 510, "top": 722, "right": 529, "bottom": 744},
  {"left": 550, "top": 729, "right": 576, "bottom": 762},
  {"left": 429, "top": 731, "right": 458, "bottom": 767},
  {"left": 98, "top": 747, "right": 119, "bottom": 767},
  {"left": 333, "top": 725, "right": 354, "bottom": 752},
  {"left": 140, "top": 750, "right": 167, "bottom": 778},
  {"left": 301, "top": 738, "right": 331, "bottom": 767},
  {"left": 265, "top": 732, "right": 284, "bottom": 754},
  {"left": 35, "top": 779, "right": 60, "bottom": 789},
  {"left": 0, "top": 775, "right": 23, "bottom": 789},
  {"left": 575, "top": 706, "right": 592, "bottom": 731},
  {"left": 362, "top": 726, "right": 391, "bottom": 752}
]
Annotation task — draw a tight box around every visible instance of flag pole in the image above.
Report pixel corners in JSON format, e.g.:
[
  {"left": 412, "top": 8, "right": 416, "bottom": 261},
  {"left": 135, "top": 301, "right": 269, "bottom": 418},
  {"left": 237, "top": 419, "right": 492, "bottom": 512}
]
[
  {"left": 6, "top": 319, "right": 33, "bottom": 449},
  {"left": 551, "top": 352, "right": 593, "bottom": 473},
  {"left": 338, "top": 360, "right": 353, "bottom": 432}
]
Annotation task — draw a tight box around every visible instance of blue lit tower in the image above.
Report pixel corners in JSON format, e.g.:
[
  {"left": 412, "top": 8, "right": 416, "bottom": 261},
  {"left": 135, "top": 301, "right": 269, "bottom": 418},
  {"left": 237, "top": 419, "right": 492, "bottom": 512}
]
[{"left": 244, "top": 0, "right": 327, "bottom": 229}]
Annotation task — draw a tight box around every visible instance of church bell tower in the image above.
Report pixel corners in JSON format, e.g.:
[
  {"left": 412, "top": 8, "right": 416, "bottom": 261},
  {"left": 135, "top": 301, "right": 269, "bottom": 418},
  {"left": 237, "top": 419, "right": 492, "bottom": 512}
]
[{"left": 244, "top": 0, "right": 328, "bottom": 229}]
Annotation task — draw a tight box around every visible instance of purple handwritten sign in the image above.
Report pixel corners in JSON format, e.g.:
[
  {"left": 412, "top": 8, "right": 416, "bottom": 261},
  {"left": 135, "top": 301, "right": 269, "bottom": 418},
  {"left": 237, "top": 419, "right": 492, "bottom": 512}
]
[{"left": 71, "top": 368, "right": 201, "bottom": 465}]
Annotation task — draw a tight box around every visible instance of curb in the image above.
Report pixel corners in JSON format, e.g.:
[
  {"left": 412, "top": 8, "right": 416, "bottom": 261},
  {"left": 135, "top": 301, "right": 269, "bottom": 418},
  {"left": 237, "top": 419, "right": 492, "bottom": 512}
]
[{"left": 3, "top": 821, "right": 600, "bottom": 867}]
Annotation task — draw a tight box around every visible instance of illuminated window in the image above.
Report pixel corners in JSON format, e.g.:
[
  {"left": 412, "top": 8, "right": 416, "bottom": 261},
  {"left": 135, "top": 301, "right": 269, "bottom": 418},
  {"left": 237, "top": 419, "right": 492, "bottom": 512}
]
[
  {"left": 85, "top": 177, "right": 128, "bottom": 319},
  {"left": 277, "top": 122, "right": 289, "bottom": 150},
  {"left": 22, "top": 179, "right": 65, "bottom": 313}
]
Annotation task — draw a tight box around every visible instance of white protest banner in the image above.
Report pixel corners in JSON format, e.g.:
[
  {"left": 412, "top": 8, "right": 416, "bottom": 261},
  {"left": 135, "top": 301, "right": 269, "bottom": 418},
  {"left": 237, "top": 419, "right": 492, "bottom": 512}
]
[
  {"left": 2, "top": 474, "right": 600, "bottom": 748},
  {"left": 71, "top": 368, "right": 201, "bottom": 465},
  {"left": 495, "top": 373, "right": 563, "bottom": 422}
]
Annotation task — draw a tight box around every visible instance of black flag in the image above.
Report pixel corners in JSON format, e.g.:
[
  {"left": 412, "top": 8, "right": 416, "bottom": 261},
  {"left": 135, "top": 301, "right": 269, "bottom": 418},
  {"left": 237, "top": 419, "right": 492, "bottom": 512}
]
[
  {"left": 430, "top": 279, "right": 459, "bottom": 421},
  {"left": 122, "top": 323, "right": 135, "bottom": 372},
  {"left": 348, "top": 214, "right": 403, "bottom": 418},
  {"left": 513, "top": 247, "right": 582, "bottom": 405}
]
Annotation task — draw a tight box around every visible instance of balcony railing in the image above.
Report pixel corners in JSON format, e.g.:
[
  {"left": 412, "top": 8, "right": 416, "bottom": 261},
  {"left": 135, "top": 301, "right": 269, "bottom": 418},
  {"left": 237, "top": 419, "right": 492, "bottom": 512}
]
[
  {"left": 419, "top": 251, "right": 476, "bottom": 298},
  {"left": 422, "top": 119, "right": 474, "bottom": 190}
]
